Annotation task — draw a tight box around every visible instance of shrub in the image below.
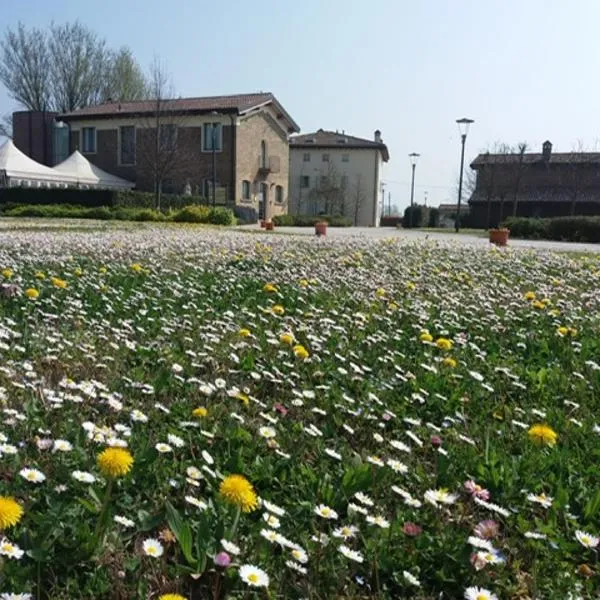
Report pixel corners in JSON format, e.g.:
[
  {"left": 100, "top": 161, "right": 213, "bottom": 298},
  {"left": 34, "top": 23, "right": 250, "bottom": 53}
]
[
  {"left": 208, "top": 207, "right": 236, "bottom": 226},
  {"left": 403, "top": 205, "right": 429, "bottom": 228},
  {"left": 428, "top": 208, "right": 440, "bottom": 228},
  {"left": 171, "top": 205, "right": 213, "bottom": 223},
  {"left": 502, "top": 216, "right": 600, "bottom": 243},
  {"left": 272, "top": 214, "right": 352, "bottom": 227}
]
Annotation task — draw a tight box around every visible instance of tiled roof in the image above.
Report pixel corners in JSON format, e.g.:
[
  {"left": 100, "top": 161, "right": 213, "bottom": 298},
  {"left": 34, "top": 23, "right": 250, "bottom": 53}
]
[
  {"left": 290, "top": 129, "right": 389, "bottom": 161},
  {"left": 59, "top": 92, "right": 300, "bottom": 131},
  {"left": 471, "top": 152, "right": 600, "bottom": 167}
]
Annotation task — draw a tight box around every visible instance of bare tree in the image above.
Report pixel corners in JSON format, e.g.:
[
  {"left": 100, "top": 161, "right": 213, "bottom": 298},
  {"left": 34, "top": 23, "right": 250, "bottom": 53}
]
[
  {"left": 511, "top": 142, "right": 528, "bottom": 216},
  {"left": 309, "top": 161, "right": 345, "bottom": 215},
  {"left": 135, "top": 58, "right": 194, "bottom": 210},
  {"left": 0, "top": 23, "right": 51, "bottom": 111},
  {"left": 0, "top": 114, "right": 12, "bottom": 138},
  {"left": 351, "top": 174, "right": 367, "bottom": 225},
  {"left": 562, "top": 140, "right": 587, "bottom": 216}
]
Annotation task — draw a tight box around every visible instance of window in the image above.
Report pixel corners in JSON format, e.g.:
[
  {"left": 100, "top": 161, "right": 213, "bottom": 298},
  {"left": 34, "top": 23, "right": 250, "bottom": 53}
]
[
  {"left": 81, "top": 127, "right": 96, "bottom": 153},
  {"left": 276, "top": 185, "right": 284, "bottom": 203},
  {"left": 160, "top": 124, "right": 177, "bottom": 150},
  {"left": 320, "top": 175, "right": 329, "bottom": 187},
  {"left": 203, "top": 123, "right": 222, "bottom": 151},
  {"left": 260, "top": 140, "right": 267, "bottom": 168},
  {"left": 119, "top": 126, "right": 135, "bottom": 165},
  {"left": 342, "top": 153, "right": 349, "bottom": 163},
  {"left": 322, "top": 153, "right": 329, "bottom": 162},
  {"left": 300, "top": 175, "right": 310, "bottom": 188},
  {"left": 242, "top": 180, "right": 251, "bottom": 200},
  {"left": 203, "top": 179, "right": 221, "bottom": 197},
  {"left": 303, "top": 152, "right": 311, "bottom": 162},
  {"left": 341, "top": 175, "right": 348, "bottom": 189}
]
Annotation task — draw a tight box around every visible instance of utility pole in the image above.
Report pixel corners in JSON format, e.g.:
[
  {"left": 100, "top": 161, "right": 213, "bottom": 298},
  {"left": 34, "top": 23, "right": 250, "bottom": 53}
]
[
  {"left": 380, "top": 182, "right": 386, "bottom": 220},
  {"left": 408, "top": 153, "right": 420, "bottom": 228},
  {"left": 388, "top": 191, "right": 391, "bottom": 216}
]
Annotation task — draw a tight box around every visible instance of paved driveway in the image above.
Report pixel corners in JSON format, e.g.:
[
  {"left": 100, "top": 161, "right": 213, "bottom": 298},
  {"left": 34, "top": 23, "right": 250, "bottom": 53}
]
[{"left": 240, "top": 225, "right": 600, "bottom": 253}]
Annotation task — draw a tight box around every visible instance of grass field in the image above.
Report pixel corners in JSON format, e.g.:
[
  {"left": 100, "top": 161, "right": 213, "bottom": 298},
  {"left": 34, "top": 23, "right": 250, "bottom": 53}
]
[{"left": 0, "top": 223, "right": 599, "bottom": 599}]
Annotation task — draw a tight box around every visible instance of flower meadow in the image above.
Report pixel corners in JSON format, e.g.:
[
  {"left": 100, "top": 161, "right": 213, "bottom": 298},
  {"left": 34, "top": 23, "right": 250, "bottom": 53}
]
[{"left": 0, "top": 223, "right": 599, "bottom": 599}]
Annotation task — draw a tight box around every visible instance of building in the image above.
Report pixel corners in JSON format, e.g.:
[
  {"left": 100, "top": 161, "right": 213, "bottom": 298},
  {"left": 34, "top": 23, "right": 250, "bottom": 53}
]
[
  {"left": 289, "top": 129, "right": 389, "bottom": 226},
  {"left": 436, "top": 203, "right": 462, "bottom": 228},
  {"left": 12, "top": 111, "right": 70, "bottom": 167},
  {"left": 469, "top": 141, "right": 600, "bottom": 227},
  {"left": 14, "top": 93, "right": 299, "bottom": 220}
]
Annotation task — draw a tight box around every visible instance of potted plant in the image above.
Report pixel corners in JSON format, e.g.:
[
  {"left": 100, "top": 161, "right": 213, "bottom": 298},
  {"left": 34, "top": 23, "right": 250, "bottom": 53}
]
[
  {"left": 315, "top": 221, "right": 328, "bottom": 236},
  {"left": 260, "top": 220, "right": 266, "bottom": 228},
  {"left": 489, "top": 228, "right": 510, "bottom": 246},
  {"left": 265, "top": 221, "right": 274, "bottom": 231}
]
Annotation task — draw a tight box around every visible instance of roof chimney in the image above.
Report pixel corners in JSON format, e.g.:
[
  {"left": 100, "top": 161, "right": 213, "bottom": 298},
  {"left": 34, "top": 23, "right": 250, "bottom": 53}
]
[
  {"left": 542, "top": 140, "right": 552, "bottom": 161},
  {"left": 374, "top": 129, "right": 382, "bottom": 143}
]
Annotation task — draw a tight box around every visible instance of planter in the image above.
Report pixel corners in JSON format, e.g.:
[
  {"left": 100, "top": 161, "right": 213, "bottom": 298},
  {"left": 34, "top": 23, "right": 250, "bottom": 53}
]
[
  {"left": 315, "top": 221, "right": 328, "bottom": 236},
  {"left": 265, "top": 221, "right": 274, "bottom": 231},
  {"left": 489, "top": 228, "right": 510, "bottom": 246},
  {"left": 260, "top": 220, "right": 266, "bottom": 228}
]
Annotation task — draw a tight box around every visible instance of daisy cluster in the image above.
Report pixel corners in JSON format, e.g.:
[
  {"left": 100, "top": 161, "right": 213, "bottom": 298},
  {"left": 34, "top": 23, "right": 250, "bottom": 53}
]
[{"left": 0, "top": 223, "right": 598, "bottom": 598}]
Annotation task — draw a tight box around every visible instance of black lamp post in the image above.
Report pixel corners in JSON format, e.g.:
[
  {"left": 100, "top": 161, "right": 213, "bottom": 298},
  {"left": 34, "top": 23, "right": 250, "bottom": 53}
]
[
  {"left": 455, "top": 117, "right": 474, "bottom": 232},
  {"left": 408, "top": 152, "right": 420, "bottom": 228}
]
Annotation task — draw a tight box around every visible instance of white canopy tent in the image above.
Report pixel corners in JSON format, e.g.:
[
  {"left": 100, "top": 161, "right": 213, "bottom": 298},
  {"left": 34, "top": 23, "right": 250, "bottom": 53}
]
[
  {"left": 52, "top": 151, "right": 134, "bottom": 190},
  {"left": 0, "top": 139, "right": 72, "bottom": 188}
]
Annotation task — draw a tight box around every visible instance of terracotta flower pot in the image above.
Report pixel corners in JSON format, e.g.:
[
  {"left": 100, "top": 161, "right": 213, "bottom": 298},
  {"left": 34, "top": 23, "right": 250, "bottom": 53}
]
[
  {"left": 265, "top": 221, "right": 274, "bottom": 231},
  {"left": 260, "top": 220, "right": 266, "bottom": 228},
  {"left": 315, "top": 221, "right": 328, "bottom": 236},
  {"left": 489, "top": 228, "right": 509, "bottom": 246}
]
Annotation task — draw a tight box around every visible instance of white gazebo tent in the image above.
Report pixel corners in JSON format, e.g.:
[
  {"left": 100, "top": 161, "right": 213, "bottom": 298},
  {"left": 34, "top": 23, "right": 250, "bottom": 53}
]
[
  {"left": 0, "top": 139, "right": 72, "bottom": 188},
  {"left": 52, "top": 151, "right": 134, "bottom": 190}
]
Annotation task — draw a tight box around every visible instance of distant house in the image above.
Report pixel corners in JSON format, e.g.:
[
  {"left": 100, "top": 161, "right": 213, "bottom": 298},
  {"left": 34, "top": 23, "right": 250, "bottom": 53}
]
[
  {"left": 289, "top": 129, "right": 389, "bottom": 226},
  {"left": 13, "top": 93, "right": 299, "bottom": 220},
  {"left": 436, "top": 203, "right": 464, "bottom": 228},
  {"left": 469, "top": 141, "right": 600, "bottom": 227}
]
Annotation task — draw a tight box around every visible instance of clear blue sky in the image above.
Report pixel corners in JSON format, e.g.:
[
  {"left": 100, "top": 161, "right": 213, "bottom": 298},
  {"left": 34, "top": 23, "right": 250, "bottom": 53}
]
[{"left": 1, "top": 0, "right": 598, "bottom": 210}]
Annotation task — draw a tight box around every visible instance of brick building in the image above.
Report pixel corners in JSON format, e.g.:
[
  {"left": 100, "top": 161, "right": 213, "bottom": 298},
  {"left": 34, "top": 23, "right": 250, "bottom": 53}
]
[
  {"left": 18, "top": 92, "right": 300, "bottom": 219},
  {"left": 469, "top": 141, "right": 600, "bottom": 227}
]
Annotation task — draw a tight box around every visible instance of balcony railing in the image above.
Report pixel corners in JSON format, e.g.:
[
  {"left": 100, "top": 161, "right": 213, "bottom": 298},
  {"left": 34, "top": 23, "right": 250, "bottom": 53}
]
[{"left": 258, "top": 155, "right": 280, "bottom": 174}]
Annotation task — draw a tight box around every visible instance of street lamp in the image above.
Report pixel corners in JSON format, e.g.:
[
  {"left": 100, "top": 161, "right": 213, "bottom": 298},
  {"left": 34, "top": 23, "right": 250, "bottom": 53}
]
[
  {"left": 455, "top": 117, "right": 474, "bottom": 232},
  {"left": 210, "top": 111, "right": 220, "bottom": 207},
  {"left": 408, "top": 152, "right": 420, "bottom": 228}
]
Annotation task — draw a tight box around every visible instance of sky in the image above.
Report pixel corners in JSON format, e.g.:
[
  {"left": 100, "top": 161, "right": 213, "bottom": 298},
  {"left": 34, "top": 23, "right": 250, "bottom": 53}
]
[{"left": 1, "top": 0, "right": 599, "bottom": 211}]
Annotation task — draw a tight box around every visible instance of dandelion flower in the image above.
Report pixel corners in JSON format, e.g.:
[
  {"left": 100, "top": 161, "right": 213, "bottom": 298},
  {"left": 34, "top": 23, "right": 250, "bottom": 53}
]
[
  {"left": 97, "top": 447, "right": 134, "bottom": 478},
  {"left": 158, "top": 595, "right": 186, "bottom": 600},
  {"left": 239, "top": 328, "right": 251, "bottom": 337},
  {"left": 0, "top": 498, "right": 23, "bottom": 531},
  {"left": 575, "top": 530, "right": 599, "bottom": 548},
  {"left": 442, "top": 357, "right": 457, "bottom": 368},
  {"left": 263, "top": 283, "right": 278, "bottom": 293},
  {"left": 280, "top": 332, "right": 294, "bottom": 345},
  {"left": 219, "top": 474, "right": 258, "bottom": 512},
  {"left": 293, "top": 344, "right": 309, "bottom": 359},
  {"left": 24, "top": 288, "right": 39, "bottom": 299},
  {"left": 271, "top": 304, "right": 285, "bottom": 316},
  {"left": 142, "top": 538, "right": 164, "bottom": 557},
  {"left": 435, "top": 337, "right": 453, "bottom": 351},
  {"left": 193, "top": 407, "right": 208, "bottom": 418},
  {"left": 50, "top": 277, "right": 67, "bottom": 289},
  {"left": 527, "top": 424, "right": 557, "bottom": 446},
  {"left": 239, "top": 564, "right": 269, "bottom": 587},
  {"left": 419, "top": 332, "right": 433, "bottom": 343}
]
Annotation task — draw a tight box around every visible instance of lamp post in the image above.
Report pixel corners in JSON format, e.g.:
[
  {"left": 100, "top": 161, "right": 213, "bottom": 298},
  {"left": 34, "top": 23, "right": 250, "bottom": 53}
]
[
  {"left": 408, "top": 152, "right": 420, "bottom": 228},
  {"left": 210, "top": 111, "right": 219, "bottom": 207},
  {"left": 455, "top": 117, "right": 474, "bottom": 232}
]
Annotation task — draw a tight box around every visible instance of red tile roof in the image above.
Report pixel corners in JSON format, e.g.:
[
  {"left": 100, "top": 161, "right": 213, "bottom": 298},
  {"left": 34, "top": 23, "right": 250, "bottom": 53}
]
[
  {"left": 60, "top": 92, "right": 300, "bottom": 131},
  {"left": 290, "top": 129, "right": 389, "bottom": 161}
]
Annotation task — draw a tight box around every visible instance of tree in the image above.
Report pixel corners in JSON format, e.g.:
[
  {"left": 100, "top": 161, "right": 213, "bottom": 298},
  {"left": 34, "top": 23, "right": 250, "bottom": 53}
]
[
  {"left": 102, "top": 47, "right": 148, "bottom": 102},
  {"left": 0, "top": 114, "right": 12, "bottom": 138},
  {"left": 135, "top": 58, "right": 192, "bottom": 210},
  {"left": 351, "top": 174, "right": 367, "bottom": 226},
  {"left": 309, "top": 161, "right": 345, "bottom": 216},
  {"left": 561, "top": 140, "right": 587, "bottom": 216},
  {"left": 0, "top": 23, "right": 51, "bottom": 111},
  {"left": 0, "top": 22, "right": 147, "bottom": 113}
]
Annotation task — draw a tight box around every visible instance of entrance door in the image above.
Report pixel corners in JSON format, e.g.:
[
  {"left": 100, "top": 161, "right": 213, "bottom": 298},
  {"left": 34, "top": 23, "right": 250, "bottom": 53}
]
[{"left": 259, "top": 183, "right": 268, "bottom": 220}]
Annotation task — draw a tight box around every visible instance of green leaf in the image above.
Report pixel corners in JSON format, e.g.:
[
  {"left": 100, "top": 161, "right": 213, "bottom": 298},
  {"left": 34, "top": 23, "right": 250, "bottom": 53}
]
[
  {"left": 165, "top": 501, "right": 195, "bottom": 565},
  {"left": 583, "top": 488, "right": 600, "bottom": 520}
]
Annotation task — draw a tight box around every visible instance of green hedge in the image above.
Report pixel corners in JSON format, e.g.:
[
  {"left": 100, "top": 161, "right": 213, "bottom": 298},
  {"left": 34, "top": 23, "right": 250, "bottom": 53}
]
[
  {"left": 503, "top": 216, "right": 600, "bottom": 243},
  {"left": 2, "top": 204, "right": 235, "bottom": 225},
  {"left": 272, "top": 214, "right": 352, "bottom": 227},
  {"left": 0, "top": 188, "right": 224, "bottom": 210}
]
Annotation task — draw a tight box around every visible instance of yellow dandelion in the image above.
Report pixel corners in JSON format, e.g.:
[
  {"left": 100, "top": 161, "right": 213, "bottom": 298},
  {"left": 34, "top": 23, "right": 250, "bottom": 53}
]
[
  {"left": 435, "top": 337, "right": 453, "bottom": 351},
  {"left": 299, "top": 279, "right": 309, "bottom": 287},
  {"left": 50, "top": 277, "right": 68, "bottom": 289},
  {"left": 419, "top": 332, "right": 433, "bottom": 343},
  {"left": 279, "top": 332, "right": 294, "bottom": 345},
  {"left": 1, "top": 268, "right": 13, "bottom": 279},
  {"left": 0, "top": 496, "right": 24, "bottom": 530},
  {"left": 24, "top": 288, "right": 39, "bottom": 299},
  {"left": 375, "top": 288, "right": 386, "bottom": 298},
  {"left": 524, "top": 291, "right": 536, "bottom": 301},
  {"left": 532, "top": 300, "right": 546, "bottom": 310},
  {"left": 528, "top": 424, "right": 557, "bottom": 447},
  {"left": 263, "top": 283, "right": 278, "bottom": 293},
  {"left": 293, "top": 344, "right": 309, "bottom": 360},
  {"left": 193, "top": 407, "right": 208, "bottom": 418},
  {"left": 159, "top": 595, "right": 186, "bottom": 600},
  {"left": 271, "top": 305, "right": 285, "bottom": 316},
  {"left": 219, "top": 474, "right": 258, "bottom": 513},
  {"left": 74, "top": 268, "right": 83, "bottom": 277},
  {"left": 34, "top": 271, "right": 45, "bottom": 279},
  {"left": 236, "top": 392, "right": 250, "bottom": 406},
  {"left": 130, "top": 263, "right": 144, "bottom": 273},
  {"left": 406, "top": 281, "right": 416, "bottom": 290},
  {"left": 97, "top": 447, "right": 134, "bottom": 478},
  {"left": 99, "top": 266, "right": 107, "bottom": 273},
  {"left": 442, "top": 357, "right": 457, "bottom": 368},
  {"left": 239, "top": 328, "right": 251, "bottom": 337}
]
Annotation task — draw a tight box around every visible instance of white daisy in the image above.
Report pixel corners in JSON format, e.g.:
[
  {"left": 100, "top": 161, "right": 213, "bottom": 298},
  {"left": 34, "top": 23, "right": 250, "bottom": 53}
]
[
  {"left": 338, "top": 544, "right": 364, "bottom": 563},
  {"left": 464, "top": 586, "right": 498, "bottom": 600},
  {"left": 72, "top": 470, "right": 96, "bottom": 484},
  {"left": 221, "top": 539, "right": 240, "bottom": 555},
  {"left": 239, "top": 564, "right": 269, "bottom": 587},
  {"left": 19, "top": 468, "right": 46, "bottom": 483},
  {"left": 0, "top": 539, "right": 24, "bottom": 560},
  {"left": 155, "top": 443, "right": 172, "bottom": 453},
  {"left": 314, "top": 504, "right": 338, "bottom": 520},
  {"left": 575, "top": 530, "right": 599, "bottom": 548},
  {"left": 114, "top": 515, "right": 135, "bottom": 528},
  {"left": 142, "top": 538, "right": 164, "bottom": 558}
]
